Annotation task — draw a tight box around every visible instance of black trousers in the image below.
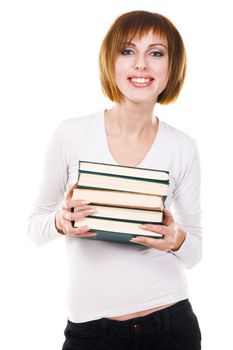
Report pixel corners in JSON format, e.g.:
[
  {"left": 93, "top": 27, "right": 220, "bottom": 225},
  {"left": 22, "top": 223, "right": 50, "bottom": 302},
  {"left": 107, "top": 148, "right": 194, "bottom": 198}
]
[{"left": 62, "top": 299, "right": 201, "bottom": 350}]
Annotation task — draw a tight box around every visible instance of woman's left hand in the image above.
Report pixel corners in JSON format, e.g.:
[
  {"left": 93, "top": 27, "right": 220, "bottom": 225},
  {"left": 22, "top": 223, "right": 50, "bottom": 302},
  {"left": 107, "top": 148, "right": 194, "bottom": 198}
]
[{"left": 131, "top": 209, "right": 186, "bottom": 251}]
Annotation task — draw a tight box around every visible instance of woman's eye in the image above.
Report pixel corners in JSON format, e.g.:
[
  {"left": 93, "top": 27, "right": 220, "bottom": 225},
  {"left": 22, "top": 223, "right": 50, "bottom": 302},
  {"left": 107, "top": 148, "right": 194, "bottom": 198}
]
[
  {"left": 150, "top": 51, "right": 164, "bottom": 57},
  {"left": 121, "top": 49, "right": 135, "bottom": 55}
]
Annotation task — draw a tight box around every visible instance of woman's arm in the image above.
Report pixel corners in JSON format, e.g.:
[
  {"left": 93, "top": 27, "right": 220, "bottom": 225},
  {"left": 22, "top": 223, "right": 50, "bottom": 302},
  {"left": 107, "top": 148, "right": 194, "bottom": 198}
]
[
  {"left": 27, "top": 123, "right": 68, "bottom": 246},
  {"left": 170, "top": 141, "right": 202, "bottom": 268},
  {"left": 131, "top": 141, "right": 202, "bottom": 269}
]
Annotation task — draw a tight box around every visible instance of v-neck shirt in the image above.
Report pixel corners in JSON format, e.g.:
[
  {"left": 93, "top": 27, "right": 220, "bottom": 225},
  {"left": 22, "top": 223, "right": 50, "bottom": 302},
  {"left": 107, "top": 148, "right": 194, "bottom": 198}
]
[
  {"left": 102, "top": 112, "right": 161, "bottom": 168},
  {"left": 28, "top": 111, "right": 202, "bottom": 323}
]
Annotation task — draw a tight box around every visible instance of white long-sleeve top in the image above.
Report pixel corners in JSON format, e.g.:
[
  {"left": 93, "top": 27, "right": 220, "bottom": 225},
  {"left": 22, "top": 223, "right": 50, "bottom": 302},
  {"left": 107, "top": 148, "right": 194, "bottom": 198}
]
[{"left": 28, "top": 111, "right": 202, "bottom": 322}]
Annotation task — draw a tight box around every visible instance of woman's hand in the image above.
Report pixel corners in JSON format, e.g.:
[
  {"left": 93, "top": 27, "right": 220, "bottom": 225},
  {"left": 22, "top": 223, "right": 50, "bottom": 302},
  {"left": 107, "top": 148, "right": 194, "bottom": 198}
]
[
  {"left": 130, "top": 209, "right": 186, "bottom": 251},
  {"left": 55, "top": 184, "right": 96, "bottom": 237}
]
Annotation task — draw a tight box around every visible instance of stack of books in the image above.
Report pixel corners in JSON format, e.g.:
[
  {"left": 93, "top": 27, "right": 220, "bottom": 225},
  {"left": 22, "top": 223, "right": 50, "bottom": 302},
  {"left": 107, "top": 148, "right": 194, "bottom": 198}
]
[{"left": 72, "top": 161, "right": 169, "bottom": 244}]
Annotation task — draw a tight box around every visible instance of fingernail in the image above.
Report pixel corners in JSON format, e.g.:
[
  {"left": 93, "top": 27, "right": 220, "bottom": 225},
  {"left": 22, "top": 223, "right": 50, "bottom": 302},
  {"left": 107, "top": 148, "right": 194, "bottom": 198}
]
[
  {"left": 78, "top": 233, "right": 96, "bottom": 238},
  {"left": 87, "top": 209, "right": 96, "bottom": 214},
  {"left": 80, "top": 200, "right": 91, "bottom": 204},
  {"left": 86, "top": 232, "right": 97, "bottom": 237},
  {"left": 130, "top": 238, "right": 140, "bottom": 243}
]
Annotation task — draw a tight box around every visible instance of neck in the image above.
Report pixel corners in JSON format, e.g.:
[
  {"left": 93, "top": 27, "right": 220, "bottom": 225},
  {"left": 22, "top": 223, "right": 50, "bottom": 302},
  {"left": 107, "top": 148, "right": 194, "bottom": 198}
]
[{"left": 105, "top": 102, "right": 157, "bottom": 139}]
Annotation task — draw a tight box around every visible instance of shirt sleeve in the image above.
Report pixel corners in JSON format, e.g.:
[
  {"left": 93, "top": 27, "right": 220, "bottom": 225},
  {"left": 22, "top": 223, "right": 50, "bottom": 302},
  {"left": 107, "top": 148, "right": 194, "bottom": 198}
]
[
  {"left": 27, "top": 122, "right": 68, "bottom": 246},
  {"left": 170, "top": 141, "right": 202, "bottom": 269}
]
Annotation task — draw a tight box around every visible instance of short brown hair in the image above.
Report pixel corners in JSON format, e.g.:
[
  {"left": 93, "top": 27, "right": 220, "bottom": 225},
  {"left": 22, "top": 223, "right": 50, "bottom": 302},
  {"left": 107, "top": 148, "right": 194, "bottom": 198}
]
[{"left": 99, "top": 10, "right": 186, "bottom": 104}]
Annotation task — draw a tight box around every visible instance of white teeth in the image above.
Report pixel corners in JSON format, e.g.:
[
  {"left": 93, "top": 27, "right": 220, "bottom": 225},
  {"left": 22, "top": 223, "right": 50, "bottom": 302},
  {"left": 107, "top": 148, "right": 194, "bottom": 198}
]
[{"left": 131, "top": 77, "right": 150, "bottom": 83}]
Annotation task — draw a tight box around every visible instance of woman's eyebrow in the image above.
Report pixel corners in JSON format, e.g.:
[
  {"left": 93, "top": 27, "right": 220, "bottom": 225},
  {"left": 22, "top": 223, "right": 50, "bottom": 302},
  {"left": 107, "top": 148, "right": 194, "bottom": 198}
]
[
  {"left": 121, "top": 42, "right": 136, "bottom": 47},
  {"left": 121, "top": 42, "right": 167, "bottom": 50},
  {"left": 148, "top": 43, "right": 168, "bottom": 49}
]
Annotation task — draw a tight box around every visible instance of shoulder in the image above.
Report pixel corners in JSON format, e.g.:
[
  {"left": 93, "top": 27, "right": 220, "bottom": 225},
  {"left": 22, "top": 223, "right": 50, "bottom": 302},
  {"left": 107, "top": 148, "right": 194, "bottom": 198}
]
[
  {"left": 53, "top": 111, "right": 103, "bottom": 140},
  {"left": 58, "top": 111, "right": 102, "bottom": 132},
  {"left": 160, "top": 120, "right": 197, "bottom": 151}
]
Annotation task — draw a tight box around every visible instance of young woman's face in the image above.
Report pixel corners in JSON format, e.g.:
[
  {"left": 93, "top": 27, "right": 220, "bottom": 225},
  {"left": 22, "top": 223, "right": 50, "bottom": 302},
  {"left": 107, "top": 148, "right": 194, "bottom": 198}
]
[{"left": 115, "top": 31, "right": 169, "bottom": 105}]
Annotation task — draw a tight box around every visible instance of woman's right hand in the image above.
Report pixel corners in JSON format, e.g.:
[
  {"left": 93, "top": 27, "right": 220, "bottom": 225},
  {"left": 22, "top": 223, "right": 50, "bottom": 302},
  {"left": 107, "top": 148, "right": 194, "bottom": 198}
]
[{"left": 55, "top": 184, "right": 96, "bottom": 237}]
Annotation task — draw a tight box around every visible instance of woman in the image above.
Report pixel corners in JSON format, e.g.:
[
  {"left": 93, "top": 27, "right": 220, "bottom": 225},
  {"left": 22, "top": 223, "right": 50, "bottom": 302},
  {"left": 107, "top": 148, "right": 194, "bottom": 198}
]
[{"left": 28, "top": 10, "right": 202, "bottom": 350}]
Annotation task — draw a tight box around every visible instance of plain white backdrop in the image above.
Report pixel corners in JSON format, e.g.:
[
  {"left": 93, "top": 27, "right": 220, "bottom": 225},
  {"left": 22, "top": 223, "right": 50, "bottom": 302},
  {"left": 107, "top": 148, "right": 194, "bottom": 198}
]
[{"left": 0, "top": 0, "right": 232, "bottom": 349}]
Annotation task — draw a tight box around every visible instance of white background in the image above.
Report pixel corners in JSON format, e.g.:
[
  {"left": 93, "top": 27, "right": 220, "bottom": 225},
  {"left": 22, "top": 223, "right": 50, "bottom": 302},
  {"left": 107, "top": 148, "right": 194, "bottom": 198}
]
[{"left": 0, "top": 0, "right": 232, "bottom": 349}]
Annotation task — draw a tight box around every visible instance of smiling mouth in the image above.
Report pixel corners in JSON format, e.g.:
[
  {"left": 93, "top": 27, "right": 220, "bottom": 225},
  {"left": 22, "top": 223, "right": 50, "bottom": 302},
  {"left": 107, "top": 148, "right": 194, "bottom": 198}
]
[{"left": 128, "top": 76, "right": 154, "bottom": 87}]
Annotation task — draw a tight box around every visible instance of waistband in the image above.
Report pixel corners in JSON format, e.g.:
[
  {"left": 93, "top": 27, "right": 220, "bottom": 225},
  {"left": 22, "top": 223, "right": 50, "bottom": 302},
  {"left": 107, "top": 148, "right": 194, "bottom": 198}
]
[
  {"left": 102, "top": 299, "right": 190, "bottom": 328},
  {"left": 67, "top": 299, "right": 191, "bottom": 338}
]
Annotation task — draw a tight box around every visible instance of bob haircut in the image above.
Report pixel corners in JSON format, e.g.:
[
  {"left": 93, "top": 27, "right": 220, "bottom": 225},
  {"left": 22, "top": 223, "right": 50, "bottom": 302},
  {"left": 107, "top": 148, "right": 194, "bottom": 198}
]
[{"left": 99, "top": 10, "right": 186, "bottom": 104}]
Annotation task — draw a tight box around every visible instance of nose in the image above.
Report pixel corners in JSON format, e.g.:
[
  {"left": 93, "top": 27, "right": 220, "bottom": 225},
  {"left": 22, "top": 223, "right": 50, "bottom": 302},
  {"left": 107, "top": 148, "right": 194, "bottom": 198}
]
[{"left": 135, "top": 55, "right": 148, "bottom": 71}]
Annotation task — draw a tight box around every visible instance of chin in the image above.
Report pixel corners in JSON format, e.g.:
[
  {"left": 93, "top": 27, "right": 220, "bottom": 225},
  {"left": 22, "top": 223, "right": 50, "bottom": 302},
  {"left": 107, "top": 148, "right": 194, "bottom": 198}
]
[{"left": 124, "top": 95, "right": 157, "bottom": 105}]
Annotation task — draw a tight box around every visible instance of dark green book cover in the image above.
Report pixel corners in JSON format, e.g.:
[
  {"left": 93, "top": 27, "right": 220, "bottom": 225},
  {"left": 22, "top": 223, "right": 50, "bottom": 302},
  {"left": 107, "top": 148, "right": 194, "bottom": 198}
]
[{"left": 82, "top": 229, "right": 164, "bottom": 245}]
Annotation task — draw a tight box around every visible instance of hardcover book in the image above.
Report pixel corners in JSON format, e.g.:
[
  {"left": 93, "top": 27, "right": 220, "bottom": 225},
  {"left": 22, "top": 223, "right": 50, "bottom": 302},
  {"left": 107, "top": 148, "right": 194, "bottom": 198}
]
[
  {"left": 74, "top": 217, "right": 163, "bottom": 244},
  {"left": 78, "top": 161, "right": 169, "bottom": 197},
  {"left": 72, "top": 187, "right": 165, "bottom": 211},
  {"left": 74, "top": 204, "right": 163, "bottom": 223},
  {"left": 79, "top": 160, "right": 169, "bottom": 181}
]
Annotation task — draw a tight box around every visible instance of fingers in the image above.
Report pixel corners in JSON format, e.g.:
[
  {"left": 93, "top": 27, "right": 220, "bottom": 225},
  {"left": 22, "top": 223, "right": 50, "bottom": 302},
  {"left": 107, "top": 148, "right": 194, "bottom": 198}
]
[
  {"left": 130, "top": 233, "right": 175, "bottom": 251},
  {"left": 62, "top": 207, "right": 96, "bottom": 221},
  {"left": 58, "top": 184, "right": 96, "bottom": 237},
  {"left": 62, "top": 219, "right": 96, "bottom": 237},
  {"left": 62, "top": 198, "right": 90, "bottom": 211},
  {"left": 139, "top": 223, "right": 168, "bottom": 236},
  {"left": 132, "top": 219, "right": 177, "bottom": 251},
  {"left": 66, "top": 183, "right": 77, "bottom": 200},
  {"left": 163, "top": 208, "right": 175, "bottom": 226},
  {"left": 60, "top": 206, "right": 96, "bottom": 236}
]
